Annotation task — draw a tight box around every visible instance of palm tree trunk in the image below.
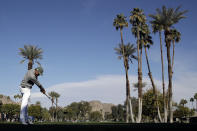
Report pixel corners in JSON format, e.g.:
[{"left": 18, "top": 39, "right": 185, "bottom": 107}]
[
  {"left": 165, "top": 30, "right": 173, "bottom": 123},
  {"left": 159, "top": 31, "right": 167, "bottom": 123},
  {"left": 125, "top": 97, "right": 129, "bottom": 123},
  {"left": 28, "top": 59, "right": 33, "bottom": 70},
  {"left": 125, "top": 63, "right": 135, "bottom": 123},
  {"left": 120, "top": 29, "right": 131, "bottom": 123},
  {"left": 136, "top": 27, "right": 143, "bottom": 123},
  {"left": 129, "top": 97, "right": 135, "bottom": 122},
  {"left": 125, "top": 67, "right": 130, "bottom": 123},
  {"left": 55, "top": 98, "right": 58, "bottom": 122},
  {"left": 52, "top": 101, "right": 54, "bottom": 121},
  {"left": 144, "top": 47, "right": 162, "bottom": 122},
  {"left": 172, "top": 40, "right": 175, "bottom": 71}
]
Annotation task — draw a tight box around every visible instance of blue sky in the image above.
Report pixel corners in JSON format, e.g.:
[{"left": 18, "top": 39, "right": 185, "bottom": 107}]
[{"left": 0, "top": 0, "right": 196, "bottom": 107}]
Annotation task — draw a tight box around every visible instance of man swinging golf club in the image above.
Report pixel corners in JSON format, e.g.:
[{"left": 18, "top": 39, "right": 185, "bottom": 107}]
[{"left": 19, "top": 66, "right": 45, "bottom": 125}]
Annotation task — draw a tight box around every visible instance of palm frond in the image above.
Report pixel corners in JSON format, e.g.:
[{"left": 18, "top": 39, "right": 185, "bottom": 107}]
[
  {"left": 19, "top": 45, "right": 43, "bottom": 66},
  {"left": 113, "top": 14, "right": 128, "bottom": 31}
]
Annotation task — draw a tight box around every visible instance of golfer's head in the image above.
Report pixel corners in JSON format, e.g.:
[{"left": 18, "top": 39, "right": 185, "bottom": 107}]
[{"left": 35, "top": 66, "right": 44, "bottom": 76}]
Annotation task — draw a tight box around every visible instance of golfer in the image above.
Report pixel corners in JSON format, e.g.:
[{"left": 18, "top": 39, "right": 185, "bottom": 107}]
[{"left": 19, "top": 67, "right": 45, "bottom": 125}]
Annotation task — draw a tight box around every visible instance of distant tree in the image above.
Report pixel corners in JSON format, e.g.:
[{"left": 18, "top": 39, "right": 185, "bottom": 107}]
[
  {"left": 49, "top": 106, "right": 56, "bottom": 121},
  {"left": 179, "top": 99, "right": 187, "bottom": 107},
  {"left": 67, "top": 102, "right": 80, "bottom": 120},
  {"left": 48, "top": 91, "right": 60, "bottom": 121},
  {"left": 111, "top": 104, "right": 125, "bottom": 122},
  {"left": 28, "top": 104, "right": 42, "bottom": 121},
  {"left": 7, "top": 96, "right": 10, "bottom": 100},
  {"left": 78, "top": 101, "right": 92, "bottom": 121},
  {"left": 89, "top": 111, "right": 103, "bottom": 122},
  {"left": 173, "top": 105, "right": 192, "bottom": 118},
  {"left": 1, "top": 104, "right": 20, "bottom": 121},
  {"left": 104, "top": 112, "right": 113, "bottom": 121},
  {"left": 19, "top": 45, "right": 43, "bottom": 70},
  {"left": 42, "top": 108, "right": 51, "bottom": 121},
  {"left": 142, "top": 89, "right": 163, "bottom": 122},
  {"left": 55, "top": 107, "right": 65, "bottom": 122},
  {"left": 28, "top": 104, "right": 50, "bottom": 122},
  {"left": 64, "top": 106, "right": 75, "bottom": 121},
  {"left": 14, "top": 94, "right": 22, "bottom": 103},
  {"left": 133, "top": 82, "right": 147, "bottom": 92},
  {"left": 190, "top": 98, "right": 194, "bottom": 108}
]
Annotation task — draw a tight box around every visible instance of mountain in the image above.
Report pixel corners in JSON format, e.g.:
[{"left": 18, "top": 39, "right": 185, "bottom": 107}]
[
  {"left": 89, "top": 100, "right": 114, "bottom": 117},
  {"left": 0, "top": 94, "right": 16, "bottom": 104}
]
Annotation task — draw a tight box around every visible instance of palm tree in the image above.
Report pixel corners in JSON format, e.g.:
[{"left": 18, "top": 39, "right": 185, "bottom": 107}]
[
  {"left": 133, "top": 82, "right": 147, "bottom": 92},
  {"left": 130, "top": 8, "right": 146, "bottom": 123},
  {"left": 114, "top": 43, "right": 137, "bottom": 122},
  {"left": 48, "top": 91, "right": 56, "bottom": 121},
  {"left": 19, "top": 45, "right": 43, "bottom": 70},
  {"left": 14, "top": 95, "right": 18, "bottom": 102},
  {"left": 190, "top": 98, "right": 194, "bottom": 108},
  {"left": 49, "top": 91, "right": 60, "bottom": 121},
  {"left": 149, "top": 5, "right": 187, "bottom": 123},
  {"left": 14, "top": 94, "right": 22, "bottom": 103},
  {"left": 180, "top": 99, "right": 187, "bottom": 107},
  {"left": 194, "top": 93, "right": 197, "bottom": 111},
  {"left": 170, "top": 29, "right": 181, "bottom": 71},
  {"left": 141, "top": 24, "right": 163, "bottom": 122},
  {"left": 149, "top": 13, "right": 168, "bottom": 123},
  {"left": 113, "top": 14, "right": 131, "bottom": 123}
]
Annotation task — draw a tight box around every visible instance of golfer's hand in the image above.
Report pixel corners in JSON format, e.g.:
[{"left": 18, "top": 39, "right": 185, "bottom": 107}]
[{"left": 40, "top": 88, "right": 46, "bottom": 94}]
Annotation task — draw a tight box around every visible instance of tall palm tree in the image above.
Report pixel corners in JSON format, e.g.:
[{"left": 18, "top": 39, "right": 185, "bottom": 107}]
[
  {"left": 114, "top": 43, "right": 137, "bottom": 122},
  {"left": 53, "top": 92, "right": 60, "bottom": 121},
  {"left": 130, "top": 8, "right": 146, "bottom": 123},
  {"left": 170, "top": 29, "right": 181, "bottom": 71},
  {"left": 113, "top": 14, "right": 131, "bottom": 123},
  {"left": 141, "top": 25, "right": 163, "bottom": 122},
  {"left": 149, "top": 5, "right": 187, "bottom": 123},
  {"left": 149, "top": 15, "right": 168, "bottom": 123},
  {"left": 48, "top": 91, "right": 56, "bottom": 121},
  {"left": 48, "top": 91, "right": 60, "bottom": 121},
  {"left": 19, "top": 45, "right": 43, "bottom": 70}
]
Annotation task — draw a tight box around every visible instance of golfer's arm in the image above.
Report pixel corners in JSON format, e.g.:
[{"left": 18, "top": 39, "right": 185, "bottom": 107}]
[{"left": 31, "top": 78, "right": 44, "bottom": 91}]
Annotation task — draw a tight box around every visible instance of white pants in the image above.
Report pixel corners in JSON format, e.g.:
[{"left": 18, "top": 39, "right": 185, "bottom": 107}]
[{"left": 20, "top": 87, "right": 31, "bottom": 123}]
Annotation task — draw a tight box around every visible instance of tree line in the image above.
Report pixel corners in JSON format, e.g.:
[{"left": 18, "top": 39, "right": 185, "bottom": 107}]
[{"left": 0, "top": 90, "right": 196, "bottom": 123}]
